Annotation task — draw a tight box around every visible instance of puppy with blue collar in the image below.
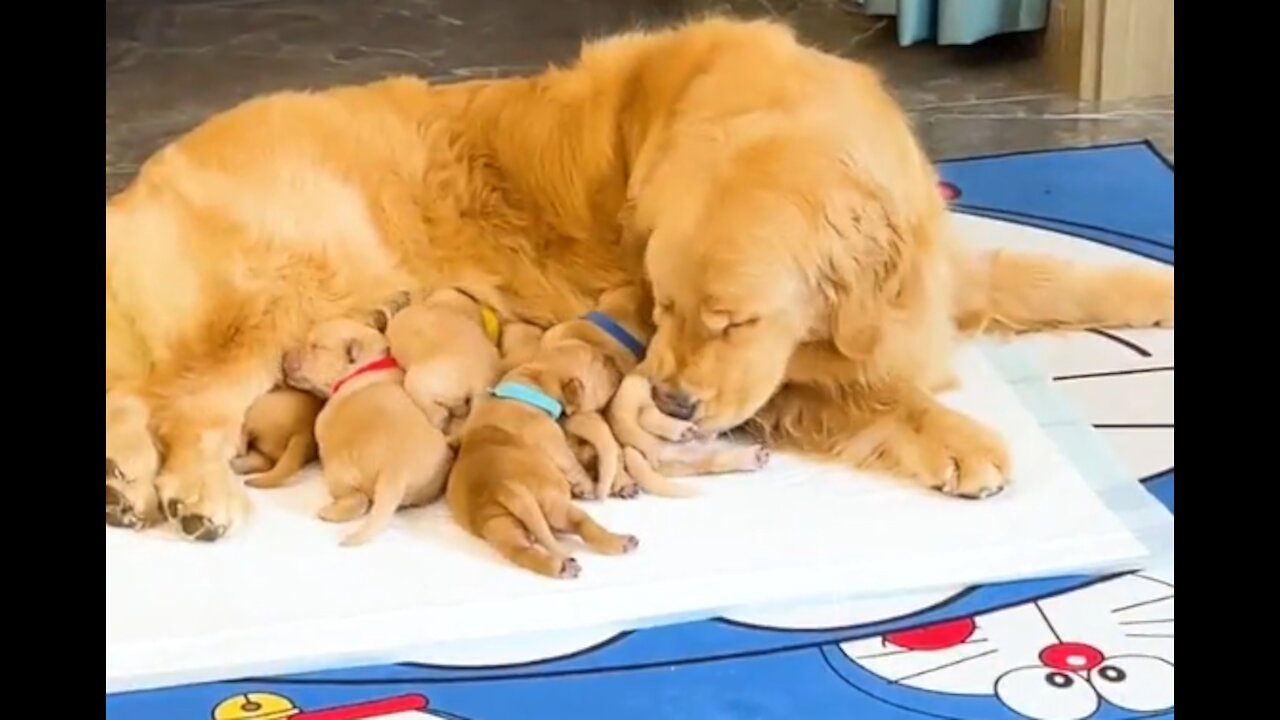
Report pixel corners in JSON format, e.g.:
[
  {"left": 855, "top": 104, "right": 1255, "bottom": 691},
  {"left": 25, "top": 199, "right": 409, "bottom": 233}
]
[
  {"left": 544, "top": 286, "right": 770, "bottom": 499},
  {"left": 447, "top": 339, "right": 638, "bottom": 579}
]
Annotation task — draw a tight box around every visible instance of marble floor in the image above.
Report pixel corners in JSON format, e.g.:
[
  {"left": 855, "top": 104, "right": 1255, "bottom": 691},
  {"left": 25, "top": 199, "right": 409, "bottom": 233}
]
[{"left": 105, "top": 0, "right": 1174, "bottom": 197}]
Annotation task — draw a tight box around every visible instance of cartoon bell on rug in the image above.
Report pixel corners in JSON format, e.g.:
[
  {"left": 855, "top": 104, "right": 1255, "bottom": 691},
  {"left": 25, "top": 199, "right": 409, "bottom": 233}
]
[
  {"left": 213, "top": 693, "right": 299, "bottom": 720},
  {"left": 212, "top": 692, "right": 438, "bottom": 720}
]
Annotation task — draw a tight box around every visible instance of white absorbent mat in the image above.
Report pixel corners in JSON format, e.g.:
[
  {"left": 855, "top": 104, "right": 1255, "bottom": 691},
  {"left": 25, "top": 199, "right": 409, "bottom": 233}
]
[{"left": 105, "top": 346, "right": 1171, "bottom": 693}]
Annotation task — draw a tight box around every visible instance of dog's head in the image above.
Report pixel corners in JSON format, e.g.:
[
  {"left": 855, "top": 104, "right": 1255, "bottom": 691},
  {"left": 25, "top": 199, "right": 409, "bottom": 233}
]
[
  {"left": 283, "top": 317, "right": 392, "bottom": 397},
  {"left": 636, "top": 135, "right": 923, "bottom": 433}
]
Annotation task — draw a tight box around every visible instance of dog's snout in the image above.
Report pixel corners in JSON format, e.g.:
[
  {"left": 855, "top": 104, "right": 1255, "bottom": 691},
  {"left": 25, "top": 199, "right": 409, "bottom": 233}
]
[{"left": 652, "top": 384, "right": 698, "bottom": 421}]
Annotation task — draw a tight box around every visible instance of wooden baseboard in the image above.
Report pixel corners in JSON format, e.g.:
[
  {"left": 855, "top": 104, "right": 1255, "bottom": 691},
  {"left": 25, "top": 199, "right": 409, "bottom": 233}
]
[{"left": 1042, "top": 0, "right": 1174, "bottom": 101}]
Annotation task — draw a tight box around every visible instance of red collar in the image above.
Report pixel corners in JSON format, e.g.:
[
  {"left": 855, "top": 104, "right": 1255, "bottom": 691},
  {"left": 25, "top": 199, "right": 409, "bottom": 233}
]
[{"left": 331, "top": 356, "right": 400, "bottom": 396}]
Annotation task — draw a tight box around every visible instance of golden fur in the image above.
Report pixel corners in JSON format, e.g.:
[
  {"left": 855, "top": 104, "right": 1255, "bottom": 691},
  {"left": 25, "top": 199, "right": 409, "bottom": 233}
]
[
  {"left": 104, "top": 17, "right": 1174, "bottom": 539},
  {"left": 230, "top": 388, "right": 323, "bottom": 490},
  {"left": 448, "top": 341, "right": 637, "bottom": 578},
  {"left": 284, "top": 318, "right": 453, "bottom": 547}
]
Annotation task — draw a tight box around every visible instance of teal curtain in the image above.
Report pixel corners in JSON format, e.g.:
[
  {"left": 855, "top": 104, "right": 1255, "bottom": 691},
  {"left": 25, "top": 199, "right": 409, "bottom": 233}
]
[{"left": 854, "top": 0, "right": 1049, "bottom": 46}]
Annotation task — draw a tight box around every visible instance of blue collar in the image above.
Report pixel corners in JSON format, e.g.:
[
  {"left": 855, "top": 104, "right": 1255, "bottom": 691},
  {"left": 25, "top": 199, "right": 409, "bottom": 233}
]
[
  {"left": 490, "top": 381, "right": 563, "bottom": 420},
  {"left": 583, "top": 310, "right": 646, "bottom": 360}
]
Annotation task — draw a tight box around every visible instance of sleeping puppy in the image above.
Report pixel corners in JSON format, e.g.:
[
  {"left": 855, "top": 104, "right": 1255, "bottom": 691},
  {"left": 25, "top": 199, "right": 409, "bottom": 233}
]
[
  {"left": 230, "top": 387, "right": 323, "bottom": 489},
  {"left": 384, "top": 287, "right": 507, "bottom": 432},
  {"left": 543, "top": 285, "right": 769, "bottom": 498},
  {"left": 284, "top": 317, "right": 452, "bottom": 547},
  {"left": 448, "top": 340, "right": 637, "bottom": 579}
]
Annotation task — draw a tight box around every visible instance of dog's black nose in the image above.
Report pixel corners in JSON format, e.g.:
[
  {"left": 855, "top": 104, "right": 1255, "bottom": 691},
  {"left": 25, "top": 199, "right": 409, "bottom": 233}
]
[{"left": 652, "top": 384, "right": 698, "bottom": 421}]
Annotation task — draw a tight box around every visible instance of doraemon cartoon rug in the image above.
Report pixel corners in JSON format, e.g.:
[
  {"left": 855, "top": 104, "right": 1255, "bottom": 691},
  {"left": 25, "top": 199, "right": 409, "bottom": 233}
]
[{"left": 105, "top": 141, "right": 1174, "bottom": 720}]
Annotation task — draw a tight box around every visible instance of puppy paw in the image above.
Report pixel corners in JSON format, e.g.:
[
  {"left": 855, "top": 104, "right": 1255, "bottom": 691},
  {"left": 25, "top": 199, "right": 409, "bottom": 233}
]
[
  {"left": 619, "top": 534, "right": 639, "bottom": 554},
  {"left": 611, "top": 475, "right": 641, "bottom": 499},
  {"left": 557, "top": 557, "right": 582, "bottom": 580},
  {"left": 570, "top": 479, "right": 597, "bottom": 500},
  {"left": 751, "top": 445, "right": 771, "bottom": 469}
]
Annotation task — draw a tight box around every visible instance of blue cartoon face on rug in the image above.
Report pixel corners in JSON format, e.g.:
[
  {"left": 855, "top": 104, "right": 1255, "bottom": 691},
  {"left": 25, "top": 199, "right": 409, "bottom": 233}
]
[{"left": 826, "top": 567, "right": 1174, "bottom": 720}]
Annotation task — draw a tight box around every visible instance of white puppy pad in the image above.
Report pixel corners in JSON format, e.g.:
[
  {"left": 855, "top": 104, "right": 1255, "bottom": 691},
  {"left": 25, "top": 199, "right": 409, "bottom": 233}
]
[{"left": 105, "top": 345, "right": 1171, "bottom": 693}]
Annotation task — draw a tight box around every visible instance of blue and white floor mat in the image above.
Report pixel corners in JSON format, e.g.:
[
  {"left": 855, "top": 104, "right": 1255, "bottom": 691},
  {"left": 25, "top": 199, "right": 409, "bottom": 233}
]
[{"left": 106, "top": 142, "right": 1174, "bottom": 720}]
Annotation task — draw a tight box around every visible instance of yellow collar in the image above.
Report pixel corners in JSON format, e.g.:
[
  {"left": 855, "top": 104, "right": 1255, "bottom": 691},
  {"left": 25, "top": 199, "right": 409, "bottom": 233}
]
[{"left": 480, "top": 306, "right": 502, "bottom": 345}]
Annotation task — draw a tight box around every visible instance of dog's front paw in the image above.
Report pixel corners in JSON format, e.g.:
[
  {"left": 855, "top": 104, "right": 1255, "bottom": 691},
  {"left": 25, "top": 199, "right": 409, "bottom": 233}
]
[
  {"left": 106, "top": 457, "right": 163, "bottom": 530},
  {"left": 156, "top": 460, "right": 249, "bottom": 541},
  {"left": 913, "top": 407, "right": 1010, "bottom": 500}
]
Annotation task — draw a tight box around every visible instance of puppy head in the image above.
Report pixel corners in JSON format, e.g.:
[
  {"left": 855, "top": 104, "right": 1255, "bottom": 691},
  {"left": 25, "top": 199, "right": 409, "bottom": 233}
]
[
  {"left": 526, "top": 341, "right": 624, "bottom": 415},
  {"left": 637, "top": 140, "right": 908, "bottom": 433},
  {"left": 283, "top": 317, "right": 391, "bottom": 397}
]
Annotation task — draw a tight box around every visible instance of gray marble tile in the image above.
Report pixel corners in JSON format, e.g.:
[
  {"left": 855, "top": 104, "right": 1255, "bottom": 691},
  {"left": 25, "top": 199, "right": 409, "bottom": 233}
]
[{"left": 105, "top": 0, "right": 1173, "bottom": 196}]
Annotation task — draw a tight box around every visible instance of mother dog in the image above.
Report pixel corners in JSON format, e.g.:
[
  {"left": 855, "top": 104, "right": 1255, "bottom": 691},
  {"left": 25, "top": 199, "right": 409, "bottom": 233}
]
[{"left": 105, "top": 18, "right": 1173, "bottom": 540}]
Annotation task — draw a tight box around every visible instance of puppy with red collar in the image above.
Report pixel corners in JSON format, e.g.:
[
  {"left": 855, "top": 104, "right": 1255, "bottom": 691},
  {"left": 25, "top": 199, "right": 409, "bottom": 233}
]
[{"left": 284, "top": 316, "right": 452, "bottom": 546}]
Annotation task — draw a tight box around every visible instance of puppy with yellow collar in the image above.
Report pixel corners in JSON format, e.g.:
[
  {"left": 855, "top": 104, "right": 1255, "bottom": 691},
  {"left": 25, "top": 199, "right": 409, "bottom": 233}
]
[{"left": 383, "top": 286, "right": 511, "bottom": 434}]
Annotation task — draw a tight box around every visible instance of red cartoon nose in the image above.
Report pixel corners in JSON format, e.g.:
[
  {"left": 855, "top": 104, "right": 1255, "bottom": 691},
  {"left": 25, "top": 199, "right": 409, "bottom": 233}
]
[{"left": 1039, "top": 642, "right": 1105, "bottom": 672}]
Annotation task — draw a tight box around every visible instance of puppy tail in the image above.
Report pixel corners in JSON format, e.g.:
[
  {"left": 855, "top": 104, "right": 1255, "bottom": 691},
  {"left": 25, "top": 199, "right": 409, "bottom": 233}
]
[
  {"left": 341, "top": 473, "right": 407, "bottom": 547},
  {"left": 953, "top": 248, "right": 1174, "bottom": 334},
  {"left": 497, "top": 483, "right": 568, "bottom": 556},
  {"left": 244, "top": 434, "right": 315, "bottom": 489},
  {"left": 624, "top": 447, "right": 696, "bottom": 498}
]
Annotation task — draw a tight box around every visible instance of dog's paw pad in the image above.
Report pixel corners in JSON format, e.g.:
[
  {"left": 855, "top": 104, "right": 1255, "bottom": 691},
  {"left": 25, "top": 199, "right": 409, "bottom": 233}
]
[
  {"left": 619, "top": 535, "right": 639, "bottom": 553},
  {"left": 613, "top": 482, "right": 640, "bottom": 499},
  {"left": 164, "top": 498, "right": 186, "bottom": 522},
  {"left": 557, "top": 557, "right": 582, "bottom": 579},
  {"left": 105, "top": 486, "right": 140, "bottom": 529},
  {"left": 179, "top": 514, "right": 227, "bottom": 542}
]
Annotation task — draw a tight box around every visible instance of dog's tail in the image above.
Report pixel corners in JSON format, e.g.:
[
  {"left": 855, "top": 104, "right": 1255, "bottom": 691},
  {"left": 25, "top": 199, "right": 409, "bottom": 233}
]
[
  {"left": 245, "top": 434, "right": 315, "bottom": 489},
  {"left": 624, "top": 447, "right": 696, "bottom": 498},
  {"left": 341, "top": 472, "right": 408, "bottom": 547},
  {"left": 497, "top": 482, "right": 569, "bottom": 556},
  {"left": 953, "top": 248, "right": 1174, "bottom": 334}
]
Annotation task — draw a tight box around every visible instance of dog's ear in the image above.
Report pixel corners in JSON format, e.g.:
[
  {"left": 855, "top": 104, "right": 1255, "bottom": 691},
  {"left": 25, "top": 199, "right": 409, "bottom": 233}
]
[
  {"left": 382, "top": 290, "right": 412, "bottom": 317},
  {"left": 562, "top": 377, "right": 586, "bottom": 414},
  {"left": 350, "top": 309, "right": 390, "bottom": 333},
  {"left": 820, "top": 181, "right": 911, "bottom": 360},
  {"left": 345, "top": 338, "right": 363, "bottom": 364}
]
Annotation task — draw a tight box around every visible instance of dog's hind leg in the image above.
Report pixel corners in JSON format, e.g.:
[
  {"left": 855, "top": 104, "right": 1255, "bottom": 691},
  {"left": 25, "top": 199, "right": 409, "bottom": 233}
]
[{"left": 480, "top": 515, "right": 580, "bottom": 579}]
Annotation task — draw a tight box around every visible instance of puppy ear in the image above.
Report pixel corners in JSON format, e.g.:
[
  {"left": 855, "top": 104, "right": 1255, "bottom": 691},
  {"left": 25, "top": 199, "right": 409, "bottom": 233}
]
[
  {"left": 345, "top": 338, "right": 363, "bottom": 364},
  {"left": 562, "top": 377, "right": 585, "bottom": 414}
]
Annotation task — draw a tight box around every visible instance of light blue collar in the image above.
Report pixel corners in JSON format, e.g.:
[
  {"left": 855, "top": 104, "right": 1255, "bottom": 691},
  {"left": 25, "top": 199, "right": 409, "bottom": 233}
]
[{"left": 490, "top": 381, "right": 563, "bottom": 420}]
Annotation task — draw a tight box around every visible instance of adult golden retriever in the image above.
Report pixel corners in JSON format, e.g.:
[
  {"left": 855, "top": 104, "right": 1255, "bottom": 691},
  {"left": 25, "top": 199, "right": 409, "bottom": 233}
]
[{"left": 105, "top": 17, "right": 1173, "bottom": 540}]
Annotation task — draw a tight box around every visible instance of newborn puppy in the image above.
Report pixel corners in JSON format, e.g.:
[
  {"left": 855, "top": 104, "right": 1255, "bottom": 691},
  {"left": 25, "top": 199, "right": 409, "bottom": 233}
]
[
  {"left": 385, "top": 286, "right": 506, "bottom": 432},
  {"left": 448, "top": 340, "right": 637, "bottom": 579},
  {"left": 285, "top": 317, "right": 452, "bottom": 546},
  {"left": 544, "top": 285, "right": 769, "bottom": 498},
  {"left": 231, "top": 388, "right": 323, "bottom": 489}
]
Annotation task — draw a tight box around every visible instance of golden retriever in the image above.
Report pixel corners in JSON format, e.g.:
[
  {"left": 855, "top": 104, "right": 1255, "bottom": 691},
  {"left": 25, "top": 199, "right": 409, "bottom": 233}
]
[{"left": 104, "top": 16, "right": 1173, "bottom": 539}]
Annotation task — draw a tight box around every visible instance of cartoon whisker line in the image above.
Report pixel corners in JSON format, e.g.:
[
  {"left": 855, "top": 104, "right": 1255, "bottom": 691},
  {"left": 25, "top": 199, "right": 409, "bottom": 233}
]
[
  {"left": 1111, "top": 594, "right": 1173, "bottom": 614},
  {"left": 855, "top": 638, "right": 988, "bottom": 660},
  {"left": 1119, "top": 618, "right": 1174, "bottom": 626},
  {"left": 892, "top": 649, "right": 999, "bottom": 684}
]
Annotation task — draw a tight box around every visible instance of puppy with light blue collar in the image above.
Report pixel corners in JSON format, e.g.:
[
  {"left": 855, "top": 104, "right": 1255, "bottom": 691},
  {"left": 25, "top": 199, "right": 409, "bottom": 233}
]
[{"left": 446, "top": 339, "right": 637, "bottom": 579}]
